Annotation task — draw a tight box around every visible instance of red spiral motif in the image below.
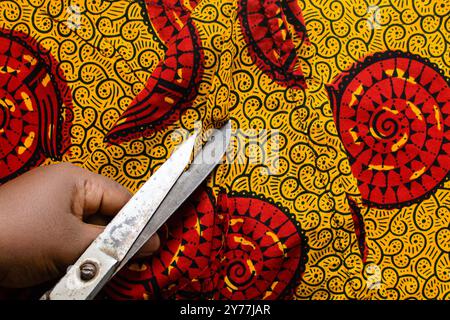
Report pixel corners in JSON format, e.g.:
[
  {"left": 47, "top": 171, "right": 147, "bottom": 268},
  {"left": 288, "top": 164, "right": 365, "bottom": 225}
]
[
  {"left": 328, "top": 51, "right": 450, "bottom": 207},
  {"left": 0, "top": 29, "right": 72, "bottom": 183},
  {"left": 215, "top": 192, "right": 304, "bottom": 300},
  {"left": 105, "top": 189, "right": 305, "bottom": 300}
]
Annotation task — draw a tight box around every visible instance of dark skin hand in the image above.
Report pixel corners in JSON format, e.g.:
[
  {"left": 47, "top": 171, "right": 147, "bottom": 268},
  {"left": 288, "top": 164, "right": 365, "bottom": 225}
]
[{"left": 0, "top": 163, "right": 160, "bottom": 288}]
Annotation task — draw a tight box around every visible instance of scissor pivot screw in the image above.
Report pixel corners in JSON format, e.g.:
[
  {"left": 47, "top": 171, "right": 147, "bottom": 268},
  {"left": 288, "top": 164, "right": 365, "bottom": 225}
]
[{"left": 79, "top": 262, "right": 97, "bottom": 281}]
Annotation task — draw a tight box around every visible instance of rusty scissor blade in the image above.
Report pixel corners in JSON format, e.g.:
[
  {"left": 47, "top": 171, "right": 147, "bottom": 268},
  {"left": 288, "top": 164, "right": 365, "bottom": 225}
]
[{"left": 116, "top": 121, "right": 231, "bottom": 272}]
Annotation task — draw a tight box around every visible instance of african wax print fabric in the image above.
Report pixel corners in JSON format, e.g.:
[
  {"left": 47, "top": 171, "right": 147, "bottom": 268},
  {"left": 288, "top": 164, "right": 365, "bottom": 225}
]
[{"left": 0, "top": 0, "right": 449, "bottom": 300}]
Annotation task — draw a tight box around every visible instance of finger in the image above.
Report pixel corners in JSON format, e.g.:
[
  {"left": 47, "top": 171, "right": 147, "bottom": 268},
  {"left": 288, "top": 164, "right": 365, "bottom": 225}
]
[
  {"left": 55, "top": 219, "right": 105, "bottom": 267},
  {"left": 72, "top": 168, "right": 132, "bottom": 218},
  {"left": 84, "top": 214, "right": 111, "bottom": 226},
  {"left": 134, "top": 234, "right": 161, "bottom": 258}
]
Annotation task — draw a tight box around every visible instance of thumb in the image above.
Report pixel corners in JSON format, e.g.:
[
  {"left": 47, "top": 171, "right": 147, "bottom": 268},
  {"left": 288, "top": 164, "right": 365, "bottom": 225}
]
[{"left": 57, "top": 166, "right": 161, "bottom": 268}]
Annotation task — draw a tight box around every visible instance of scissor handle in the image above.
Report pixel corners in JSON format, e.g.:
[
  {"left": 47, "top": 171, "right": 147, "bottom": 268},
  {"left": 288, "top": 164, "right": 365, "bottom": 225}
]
[{"left": 42, "top": 245, "right": 118, "bottom": 300}]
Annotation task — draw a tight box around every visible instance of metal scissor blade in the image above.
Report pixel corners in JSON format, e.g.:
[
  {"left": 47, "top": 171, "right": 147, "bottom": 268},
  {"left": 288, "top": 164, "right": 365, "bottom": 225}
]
[
  {"left": 95, "top": 132, "right": 198, "bottom": 260},
  {"left": 116, "top": 121, "right": 231, "bottom": 272},
  {"left": 44, "top": 132, "right": 197, "bottom": 300}
]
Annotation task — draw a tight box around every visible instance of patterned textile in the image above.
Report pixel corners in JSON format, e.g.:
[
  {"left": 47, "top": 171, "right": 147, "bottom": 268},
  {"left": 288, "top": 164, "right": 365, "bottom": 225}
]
[{"left": 0, "top": 0, "right": 449, "bottom": 300}]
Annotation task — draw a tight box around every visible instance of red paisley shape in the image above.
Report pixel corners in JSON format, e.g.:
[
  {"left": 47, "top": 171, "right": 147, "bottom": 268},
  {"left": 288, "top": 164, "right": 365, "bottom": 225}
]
[
  {"left": 0, "top": 29, "right": 72, "bottom": 183},
  {"left": 347, "top": 196, "right": 368, "bottom": 262},
  {"left": 328, "top": 51, "right": 450, "bottom": 207},
  {"left": 105, "top": 18, "right": 204, "bottom": 144},
  {"left": 238, "top": 0, "right": 307, "bottom": 88},
  {"left": 281, "top": 0, "right": 309, "bottom": 41},
  {"left": 105, "top": 188, "right": 305, "bottom": 300},
  {"left": 144, "top": 0, "right": 199, "bottom": 44}
]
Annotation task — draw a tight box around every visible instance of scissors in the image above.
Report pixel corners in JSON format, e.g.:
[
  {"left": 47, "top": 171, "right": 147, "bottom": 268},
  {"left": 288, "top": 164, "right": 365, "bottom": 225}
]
[{"left": 42, "top": 121, "right": 231, "bottom": 300}]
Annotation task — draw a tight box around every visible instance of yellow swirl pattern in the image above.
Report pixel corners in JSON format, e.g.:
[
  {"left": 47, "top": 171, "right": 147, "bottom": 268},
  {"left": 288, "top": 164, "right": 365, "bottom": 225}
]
[{"left": 1, "top": 0, "right": 449, "bottom": 299}]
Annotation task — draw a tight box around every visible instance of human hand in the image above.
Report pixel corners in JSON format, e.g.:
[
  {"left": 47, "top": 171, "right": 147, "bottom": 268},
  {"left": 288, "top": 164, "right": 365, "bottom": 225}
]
[{"left": 0, "top": 163, "right": 160, "bottom": 288}]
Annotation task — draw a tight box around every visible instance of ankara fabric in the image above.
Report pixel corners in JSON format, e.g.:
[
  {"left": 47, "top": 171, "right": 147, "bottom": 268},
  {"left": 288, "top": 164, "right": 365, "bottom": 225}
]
[{"left": 0, "top": 0, "right": 449, "bottom": 300}]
